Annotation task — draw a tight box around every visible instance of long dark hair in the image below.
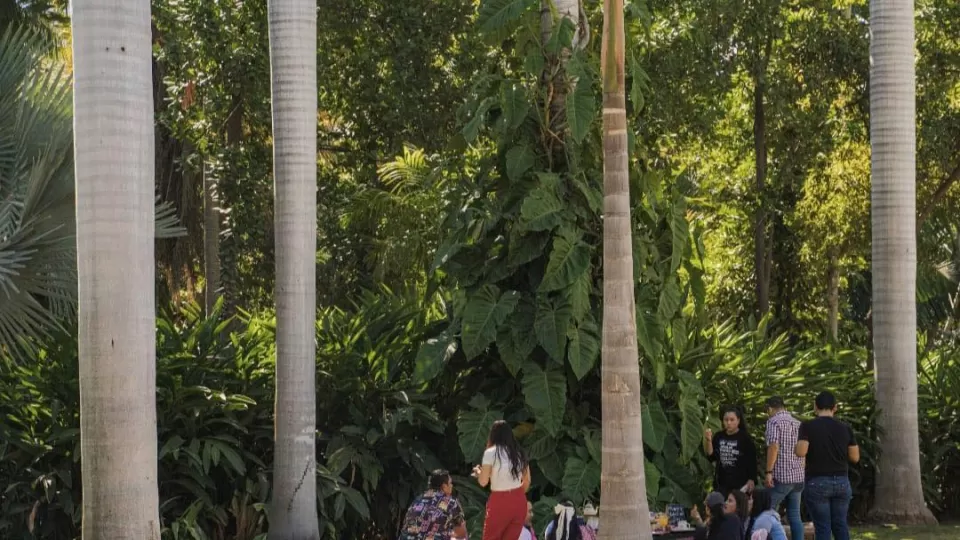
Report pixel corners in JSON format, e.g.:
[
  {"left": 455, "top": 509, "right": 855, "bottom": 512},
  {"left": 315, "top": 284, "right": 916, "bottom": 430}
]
[
  {"left": 747, "top": 489, "right": 773, "bottom": 537},
  {"left": 730, "top": 490, "right": 749, "bottom": 524},
  {"left": 487, "top": 420, "right": 526, "bottom": 480}
]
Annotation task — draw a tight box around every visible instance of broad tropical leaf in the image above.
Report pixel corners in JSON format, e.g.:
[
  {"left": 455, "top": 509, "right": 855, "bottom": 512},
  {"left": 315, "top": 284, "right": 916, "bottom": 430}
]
[
  {"left": 519, "top": 185, "right": 564, "bottom": 232},
  {"left": 561, "top": 456, "right": 601, "bottom": 505},
  {"left": 506, "top": 145, "right": 535, "bottom": 182},
  {"left": 640, "top": 397, "right": 670, "bottom": 453},
  {"left": 534, "top": 295, "right": 573, "bottom": 363},
  {"left": 520, "top": 361, "right": 566, "bottom": 436},
  {"left": 477, "top": 0, "right": 536, "bottom": 35},
  {"left": 457, "top": 395, "right": 503, "bottom": 463},
  {"left": 496, "top": 299, "right": 536, "bottom": 375},
  {"left": 566, "top": 318, "right": 599, "bottom": 380},
  {"left": 566, "top": 71, "right": 596, "bottom": 144},
  {"left": 461, "top": 285, "right": 520, "bottom": 359},
  {"left": 539, "top": 234, "right": 592, "bottom": 292},
  {"left": 414, "top": 327, "right": 459, "bottom": 383}
]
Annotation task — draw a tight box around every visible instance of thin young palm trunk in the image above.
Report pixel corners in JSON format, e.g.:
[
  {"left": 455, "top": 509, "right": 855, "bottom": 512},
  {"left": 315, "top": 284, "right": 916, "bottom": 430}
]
[
  {"left": 72, "top": 0, "right": 160, "bottom": 537},
  {"left": 867, "top": 0, "right": 936, "bottom": 525},
  {"left": 266, "top": 0, "right": 320, "bottom": 537},
  {"left": 599, "top": 0, "right": 651, "bottom": 537}
]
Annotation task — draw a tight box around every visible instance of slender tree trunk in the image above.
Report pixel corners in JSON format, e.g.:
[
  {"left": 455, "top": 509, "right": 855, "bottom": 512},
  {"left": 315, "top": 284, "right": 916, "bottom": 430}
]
[
  {"left": 867, "top": 0, "right": 937, "bottom": 524},
  {"left": 267, "top": 0, "right": 320, "bottom": 537},
  {"left": 827, "top": 250, "right": 840, "bottom": 342},
  {"left": 72, "top": 0, "right": 160, "bottom": 537},
  {"left": 599, "top": 0, "right": 651, "bottom": 537},
  {"left": 753, "top": 74, "right": 770, "bottom": 318},
  {"left": 203, "top": 158, "right": 221, "bottom": 316}
]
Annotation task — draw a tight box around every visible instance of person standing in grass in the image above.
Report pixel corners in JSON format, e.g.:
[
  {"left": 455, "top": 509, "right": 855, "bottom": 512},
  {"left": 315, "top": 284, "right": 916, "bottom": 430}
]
[
  {"left": 795, "top": 391, "right": 860, "bottom": 540},
  {"left": 763, "top": 396, "right": 805, "bottom": 540},
  {"left": 704, "top": 406, "right": 758, "bottom": 495},
  {"left": 473, "top": 420, "right": 531, "bottom": 540}
]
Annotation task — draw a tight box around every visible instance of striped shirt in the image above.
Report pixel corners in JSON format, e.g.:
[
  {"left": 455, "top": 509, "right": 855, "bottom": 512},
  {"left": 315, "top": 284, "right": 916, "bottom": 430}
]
[{"left": 765, "top": 411, "right": 805, "bottom": 484}]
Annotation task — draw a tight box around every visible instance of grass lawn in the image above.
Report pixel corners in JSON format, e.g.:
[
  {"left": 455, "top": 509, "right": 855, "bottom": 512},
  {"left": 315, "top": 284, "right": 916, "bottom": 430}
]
[{"left": 852, "top": 524, "right": 960, "bottom": 539}]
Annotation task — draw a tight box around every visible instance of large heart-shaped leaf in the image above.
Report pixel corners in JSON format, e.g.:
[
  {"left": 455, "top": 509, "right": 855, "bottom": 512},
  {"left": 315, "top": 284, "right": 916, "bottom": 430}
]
[
  {"left": 640, "top": 396, "right": 670, "bottom": 453},
  {"left": 414, "top": 328, "right": 459, "bottom": 383},
  {"left": 508, "top": 228, "right": 550, "bottom": 267},
  {"left": 670, "top": 195, "right": 689, "bottom": 273},
  {"left": 477, "top": 0, "right": 537, "bottom": 34},
  {"left": 457, "top": 398, "right": 503, "bottom": 463},
  {"left": 519, "top": 186, "right": 564, "bottom": 232},
  {"left": 567, "top": 318, "right": 600, "bottom": 380},
  {"left": 496, "top": 299, "right": 536, "bottom": 375},
  {"left": 536, "top": 452, "right": 564, "bottom": 487},
  {"left": 535, "top": 295, "right": 573, "bottom": 363},
  {"left": 565, "top": 269, "right": 593, "bottom": 320},
  {"left": 539, "top": 235, "right": 592, "bottom": 292},
  {"left": 566, "top": 71, "right": 597, "bottom": 144},
  {"left": 679, "top": 381, "right": 704, "bottom": 464},
  {"left": 561, "top": 456, "right": 601, "bottom": 504},
  {"left": 521, "top": 361, "right": 567, "bottom": 436},
  {"left": 500, "top": 81, "right": 530, "bottom": 132},
  {"left": 506, "top": 145, "right": 535, "bottom": 182},
  {"left": 523, "top": 425, "right": 556, "bottom": 460},
  {"left": 461, "top": 286, "right": 520, "bottom": 359}
]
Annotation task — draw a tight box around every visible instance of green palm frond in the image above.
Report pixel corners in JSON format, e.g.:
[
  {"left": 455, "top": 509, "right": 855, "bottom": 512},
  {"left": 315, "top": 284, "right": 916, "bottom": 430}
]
[{"left": 0, "top": 26, "right": 185, "bottom": 360}]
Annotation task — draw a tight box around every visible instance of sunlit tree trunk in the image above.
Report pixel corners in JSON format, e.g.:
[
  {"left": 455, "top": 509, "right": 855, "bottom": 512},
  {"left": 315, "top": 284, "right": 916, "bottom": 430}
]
[
  {"left": 827, "top": 250, "right": 839, "bottom": 342},
  {"left": 599, "top": 0, "right": 651, "bottom": 537},
  {"left": 266, "top": 0, "right": 320, "bottom": 537},
  {"left": 867, "top": 0, "right": 936, "bottom": 525},
  {"left": 72, "top": 0, "right": 160, "bottom": 537}
]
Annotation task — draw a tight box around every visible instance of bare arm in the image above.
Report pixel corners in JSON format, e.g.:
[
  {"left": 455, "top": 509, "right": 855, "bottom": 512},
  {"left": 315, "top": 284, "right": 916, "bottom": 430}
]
[
  {"left": 454, "top": 522, "right": 468, "bottom": 537},
  {"left": 521, "top": 466, "right": 531, "bottom": 492},
  {"left": 477, "top": 464, "right": 492, "bottom": 488},
  {"left": 766, "top": 442, "right": 779, "bottom": 472},
  {"left": 848, "top": 445, "right": 860, "bottom": 464},
  {"left": 704, "top": 429, "right": 714, "bottom": 456},
  {"left": 795, "top": 440, "right": 809, "bottom": 458}
]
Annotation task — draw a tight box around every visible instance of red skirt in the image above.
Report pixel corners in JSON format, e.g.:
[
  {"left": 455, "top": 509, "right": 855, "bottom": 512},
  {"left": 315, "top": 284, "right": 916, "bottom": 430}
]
[{"left": 482, "top": 487, "right": 527, "bottom": 540}]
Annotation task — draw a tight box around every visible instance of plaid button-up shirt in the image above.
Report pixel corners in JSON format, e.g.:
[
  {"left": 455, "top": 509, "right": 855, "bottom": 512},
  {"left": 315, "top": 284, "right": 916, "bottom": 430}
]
[{"left": 765, "top": 410, "right": 805, "bottom": 484}]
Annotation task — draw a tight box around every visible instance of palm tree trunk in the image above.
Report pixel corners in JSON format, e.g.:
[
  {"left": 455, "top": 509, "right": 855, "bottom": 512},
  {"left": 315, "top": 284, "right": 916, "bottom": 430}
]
[
  {"left": 266, "top": 0, "right": 320, "bottom": 537},
  {"left": 599, "top": 0, "right": 651, "bottom": 537},
  {"left": 867, "top": 0, "right": 936, "bottom": 525},
  {"left": 72, "top": 0, "right": 160, "bottom": 537}
]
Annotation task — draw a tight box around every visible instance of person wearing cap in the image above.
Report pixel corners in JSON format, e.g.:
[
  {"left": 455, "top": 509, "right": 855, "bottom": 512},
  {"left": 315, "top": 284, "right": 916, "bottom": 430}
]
[
  {"left": 763, "top": 395, "right": 805, "bottom": 540},
  {"left": 690, "top": 492, "right": 742, "bottom": 540},
  {"left": 795, "top": 391, "right": 860, "bottom": 540}
]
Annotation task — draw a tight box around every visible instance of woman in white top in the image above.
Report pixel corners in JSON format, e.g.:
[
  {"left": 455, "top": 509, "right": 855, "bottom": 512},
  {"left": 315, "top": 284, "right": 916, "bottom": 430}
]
[{"left": 472, "top": 420, "right": 531, "bottom": 540}]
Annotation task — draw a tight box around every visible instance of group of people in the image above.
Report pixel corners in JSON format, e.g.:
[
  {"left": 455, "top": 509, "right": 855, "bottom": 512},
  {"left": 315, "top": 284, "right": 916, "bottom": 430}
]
[
  {"left": 698, "top": 391, "right": 860, "bottom": 540},
  {"left": 400, "top": 420, "right": 595, "bottom": 540},
  {"left": 399, "top": 390, "right": 859, "bottom": 540}
]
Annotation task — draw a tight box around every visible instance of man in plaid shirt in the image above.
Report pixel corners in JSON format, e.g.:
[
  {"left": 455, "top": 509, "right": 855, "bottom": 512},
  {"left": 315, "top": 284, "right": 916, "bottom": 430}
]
[{"left": 764, "top": 396, "right": 805, "bottom": 540}]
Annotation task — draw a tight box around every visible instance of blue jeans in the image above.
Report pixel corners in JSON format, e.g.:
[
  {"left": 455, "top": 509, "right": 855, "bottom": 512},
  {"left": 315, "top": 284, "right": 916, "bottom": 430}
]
[
  {"left": 804, "top": 476, "right": 852, "bottom": 540},
  {"left": 770, "top": 481, "right": 804, "bottom": 540}
]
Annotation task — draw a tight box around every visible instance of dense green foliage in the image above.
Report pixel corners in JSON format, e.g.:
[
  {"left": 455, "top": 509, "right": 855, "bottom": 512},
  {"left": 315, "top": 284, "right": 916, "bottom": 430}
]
[
  {"left": 2, "top": 299, "right": 959, "bottom": 539},
  {"left": 1, "top": 0, "right": 959, "bottom": 538}
]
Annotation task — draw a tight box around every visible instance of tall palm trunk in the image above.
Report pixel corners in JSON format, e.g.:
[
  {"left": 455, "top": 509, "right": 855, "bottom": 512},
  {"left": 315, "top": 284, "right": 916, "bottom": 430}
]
[
  {"left": 203, "top": 158, "right": 221, "bottom": 316},
  {"left": 599, "top": 0, "right": 651, "bottom": 537},
  {"left": 72, "top": 0, "right": 160, "bottom": 537},
  {"left": 266, "top": 0, "right": 319, "bottom": 537},
  {"left": 867, "top": 0, "right": 936, "bottom": 525}
]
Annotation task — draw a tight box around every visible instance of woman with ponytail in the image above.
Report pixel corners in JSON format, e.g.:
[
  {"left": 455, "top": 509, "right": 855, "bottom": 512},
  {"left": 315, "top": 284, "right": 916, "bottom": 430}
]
[
  {"left": 542, "top": 500, "right": 596, "bottom": 540},
  {"left": 472, "top": 420, "right": 531, "bottom": 540}
]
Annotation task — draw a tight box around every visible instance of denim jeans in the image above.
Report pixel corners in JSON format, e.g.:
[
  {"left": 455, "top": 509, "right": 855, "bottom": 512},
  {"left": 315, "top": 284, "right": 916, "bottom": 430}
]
[
  {"left": 770, "top": 481, "right": 804, "bottom": 540},
  {"left": 804, "top": 476, "right": 852, "bottom": 540}
]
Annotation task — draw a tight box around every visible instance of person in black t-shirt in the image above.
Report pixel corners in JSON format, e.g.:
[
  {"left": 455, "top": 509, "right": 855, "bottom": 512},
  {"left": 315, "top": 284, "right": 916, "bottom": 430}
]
[
  {"left": 795, "top": 391, "right": 860, "bottom": 540},
  {"left": 704, "top": 405, "right": 758, "bottom": 495}
]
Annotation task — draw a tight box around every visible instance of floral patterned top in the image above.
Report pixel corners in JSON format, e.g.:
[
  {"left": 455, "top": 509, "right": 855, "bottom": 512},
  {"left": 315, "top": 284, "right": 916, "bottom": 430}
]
[{"left": 400, "top": 489, "right": 466, "bottom": 540}]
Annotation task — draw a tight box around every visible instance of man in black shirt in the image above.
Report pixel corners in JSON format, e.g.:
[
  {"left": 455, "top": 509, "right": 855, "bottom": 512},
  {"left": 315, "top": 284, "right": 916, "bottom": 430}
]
[{"left": 795, "top": 391, "right": 860, "bottom": 540}]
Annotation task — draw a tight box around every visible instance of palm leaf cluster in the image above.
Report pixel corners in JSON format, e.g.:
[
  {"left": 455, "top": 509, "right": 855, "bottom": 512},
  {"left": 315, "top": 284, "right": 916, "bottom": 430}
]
[{"left": 0, "top": 27, "right": 184, "bottom": 360}]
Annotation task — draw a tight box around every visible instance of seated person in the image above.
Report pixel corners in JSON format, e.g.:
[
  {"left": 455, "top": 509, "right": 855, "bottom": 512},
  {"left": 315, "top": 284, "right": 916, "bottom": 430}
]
[
  {"left": 692, "top": 491, "right": 743, "bottom": 540},
  {"left": 543, "top": 499, "right": 596, "bottom": 540},
  {"left": 746, "top": 489, "right": 787, "bottom": 540},
  {"left": 400, "top": 469, "right": 468, "bottom": 540}
]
